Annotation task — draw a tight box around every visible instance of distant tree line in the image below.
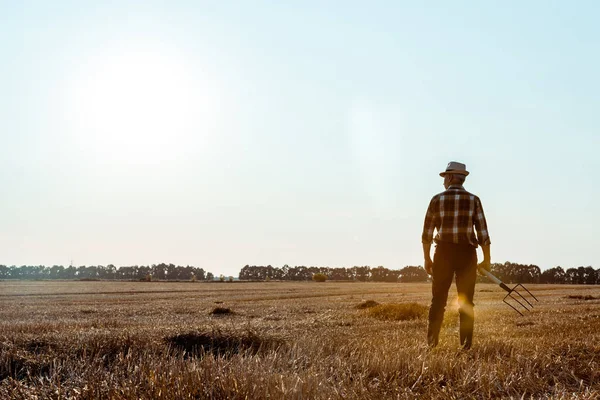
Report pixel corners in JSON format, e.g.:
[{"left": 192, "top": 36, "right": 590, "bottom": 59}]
[
  {"left": 239, "top": 265, "right": 429, "bottom": 282},
  {"left": 1, "top": 262, "right": 597, "bottom": 284},
  {"left": 0, "top": 264, "right": 214, "bottom": 281},
  {"left": 482, "top": 263, "right": 599, "bottom": 285},
  {"left": 239, "top": 263, "right": 599, "bottom": 284}
]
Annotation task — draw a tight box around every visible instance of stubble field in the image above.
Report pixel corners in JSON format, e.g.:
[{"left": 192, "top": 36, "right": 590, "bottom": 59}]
[{"left": 1, "top": 280, "right": 599, "bottom": 399}]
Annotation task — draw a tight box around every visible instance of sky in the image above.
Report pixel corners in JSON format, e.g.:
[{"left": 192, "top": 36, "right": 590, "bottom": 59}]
[{"left": 1, "top": 1, "right": 599, "bottom": 277}]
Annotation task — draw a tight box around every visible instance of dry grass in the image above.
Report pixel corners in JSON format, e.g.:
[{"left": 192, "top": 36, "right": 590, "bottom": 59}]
[
  {"left": 364, "top": 302, "right": 428, "bottom": 321},
  {"left": 0, "top": 281, "right": 599, "bottom": 399}
]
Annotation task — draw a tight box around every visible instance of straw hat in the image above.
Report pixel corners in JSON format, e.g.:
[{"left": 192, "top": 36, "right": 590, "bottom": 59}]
[{"left": 439, "top": 161, "right": 470, "bottom": 177}]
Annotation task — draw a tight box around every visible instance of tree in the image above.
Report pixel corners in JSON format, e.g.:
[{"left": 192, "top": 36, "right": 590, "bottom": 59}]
[
  {"left": 566, "top": 268, "right": 583, "bottom": 284},
  {"left": 352, "top": 266, "right": 371, "bottom": 282},
  {"left": 540, "top": 266, "right": 566, "bottom": 284},
  {"left": 582, "top": 266, "right": 596, "bottom": 284},
  {"left": 0, "top": 265, "right": 10, "bottom": 279},
  {"left": 399, "top": 266, "right": 429, "bottom": 282},
  {"left": 49, "top": 265, "right": 64, "bottom": 279}
]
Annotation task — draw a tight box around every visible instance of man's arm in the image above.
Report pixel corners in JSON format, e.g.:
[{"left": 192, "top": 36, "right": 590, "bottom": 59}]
[
  {"left": 422, "top": 197, "right": 437, "bottom": 275},
  {"left": 474, "top": 197, "right": 491, "bottom": 272},
  {"left": 423, "top": 242, "right": 433, "bottom": 275}
]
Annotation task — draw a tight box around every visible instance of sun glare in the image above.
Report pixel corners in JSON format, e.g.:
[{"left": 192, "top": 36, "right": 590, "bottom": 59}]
[{"left": 65, "top": 43, "right": 218, "bottom": 164}]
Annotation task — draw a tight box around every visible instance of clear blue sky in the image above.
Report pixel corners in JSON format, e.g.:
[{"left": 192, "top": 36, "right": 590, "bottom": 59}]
[{"left": 1, "top": 1, "right": 598, "bottom": 276}]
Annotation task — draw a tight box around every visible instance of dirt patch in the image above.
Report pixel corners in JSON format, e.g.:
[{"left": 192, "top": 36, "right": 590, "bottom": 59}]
[
  {"left": 566, "top": 295, "right": 598, "bottom": 300},
  {"left": 211, "top": 307, "right": 234, "bottom": 315},
  {"left": 355, "top": 300, "right": 380, "bottom": 309}
]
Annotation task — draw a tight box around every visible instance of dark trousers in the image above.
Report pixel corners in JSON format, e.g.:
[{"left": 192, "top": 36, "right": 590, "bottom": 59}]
[{"left": 427, "top": 242, "right": 477, "bottom": 349}]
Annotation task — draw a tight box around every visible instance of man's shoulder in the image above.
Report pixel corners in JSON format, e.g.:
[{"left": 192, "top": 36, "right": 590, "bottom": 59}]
[
  {"left": 429, "top": 191, "right": 445, "bottom": 202},
  {"left": 431, "top": 191, "right": 443, "bottom": 199},
  {"left": 461, "top": 189, "right": 479, "bottom": 198},
  {"left": 462, "top": 190, "right": 485, "bottom": 206}
]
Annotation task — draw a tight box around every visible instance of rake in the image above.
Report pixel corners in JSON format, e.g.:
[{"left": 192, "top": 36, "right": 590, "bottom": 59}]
[{"left": 478, "top": 267, "right": 539, "bottom": 316}]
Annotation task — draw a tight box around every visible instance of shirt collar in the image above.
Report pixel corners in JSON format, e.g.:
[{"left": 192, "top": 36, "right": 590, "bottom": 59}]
[{"left": 448, "top": 184, "right": 464, "bottom": 190}]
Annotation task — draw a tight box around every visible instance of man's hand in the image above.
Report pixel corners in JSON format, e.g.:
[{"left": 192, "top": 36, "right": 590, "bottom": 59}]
[
  {"left": 477, "top": 260, "right": 491, "bottom": 275},
  {"left": 424, "top": 258, "right": 434, "bottom": 276},
  {"left": 478, "top": 244, "right": 491, "bottom": 275}
]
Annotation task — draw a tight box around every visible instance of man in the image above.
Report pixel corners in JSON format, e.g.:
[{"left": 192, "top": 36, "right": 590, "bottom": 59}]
[{"left": 422, "top": 161, "right": 491, "bottom": 349}]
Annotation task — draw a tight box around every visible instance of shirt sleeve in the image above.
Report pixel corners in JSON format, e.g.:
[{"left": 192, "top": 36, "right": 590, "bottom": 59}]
[
  {"left": 421, "top": 197, "right": 438, "bottom": 244},
  {"left": 473, "top": 197, "right": 491, "bottom": 246}
]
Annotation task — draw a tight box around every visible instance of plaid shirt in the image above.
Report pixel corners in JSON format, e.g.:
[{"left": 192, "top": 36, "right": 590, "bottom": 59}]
[{"left": 422, "top": 185, "right": 491, "bottom": 248}]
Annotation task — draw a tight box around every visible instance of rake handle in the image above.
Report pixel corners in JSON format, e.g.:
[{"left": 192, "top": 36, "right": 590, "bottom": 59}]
[{"left": 478, "top": 267, "right": 512, "bottom": 293}]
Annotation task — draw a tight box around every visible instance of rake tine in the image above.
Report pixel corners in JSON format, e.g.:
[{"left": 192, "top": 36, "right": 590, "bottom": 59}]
[
  {"left": 505, "top": 290, "right": 531, "bottom": 312},
  {"left": 516, "top": 283, "right": 539, "bottom": 303},
  {"left": 511, "top": 285, "right": 534, "bottom": 309},
  {"left": 503, "top": 297, "right": 525, "bottom": 316}
]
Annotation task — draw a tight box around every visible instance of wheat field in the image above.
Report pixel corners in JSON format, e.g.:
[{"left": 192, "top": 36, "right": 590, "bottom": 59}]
[{"left": 1, "top": 280, "right": 599, "bottom": 399}]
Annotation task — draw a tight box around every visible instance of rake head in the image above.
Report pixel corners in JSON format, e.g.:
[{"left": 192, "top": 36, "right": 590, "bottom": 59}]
[
  {"left": 479, "top": 268, "right": 539, "bottom": 316},
  {"left": 499, "top": 282, "right": 539, "bottom": 316}
]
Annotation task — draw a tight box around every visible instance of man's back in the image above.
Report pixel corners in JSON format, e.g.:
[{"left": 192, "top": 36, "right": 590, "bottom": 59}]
[{"left": 422, "top": 184, "right": 490, "bottom": 248}]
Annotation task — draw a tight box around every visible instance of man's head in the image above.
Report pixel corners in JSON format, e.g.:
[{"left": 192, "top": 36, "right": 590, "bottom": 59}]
[
  {"left": 440, "top": 161, "right": 469, "bottom": 189},
  {"left": 443, "top": 173, "right": 466, "bottom": 189}
]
